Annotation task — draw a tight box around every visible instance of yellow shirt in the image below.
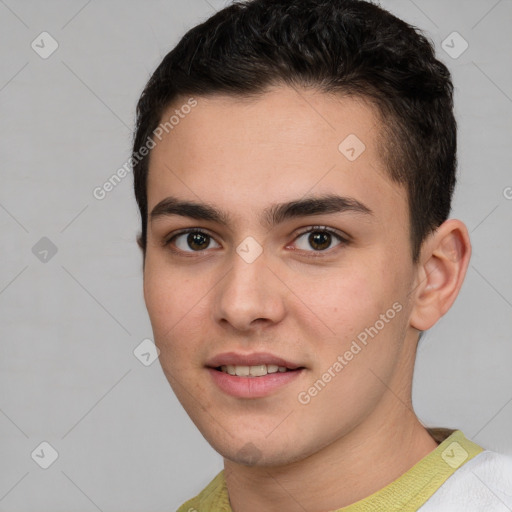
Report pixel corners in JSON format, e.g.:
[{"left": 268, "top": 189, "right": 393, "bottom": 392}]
[{"left": 177, "top": 430, "right": 483, "bottom": 512}]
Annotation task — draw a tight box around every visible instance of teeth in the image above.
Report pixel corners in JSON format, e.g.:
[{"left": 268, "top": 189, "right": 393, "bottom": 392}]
[
  {"left": 219, "top": 364, "right": 290, "bottom": 377},
  {"left": 249, "top": 364, "right": 267, "bottom": 377},
  {"left": 235, "top": 365, "right": 250, "bottom": 376}
]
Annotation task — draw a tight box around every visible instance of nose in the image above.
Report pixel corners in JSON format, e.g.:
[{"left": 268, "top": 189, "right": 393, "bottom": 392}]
[{"left": 212, "top": 247, "right": 286, "bottom": 332}]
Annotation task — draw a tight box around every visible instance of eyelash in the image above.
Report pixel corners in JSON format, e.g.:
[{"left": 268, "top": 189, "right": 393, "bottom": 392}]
[{"left": 163, "top": 226, "right": 350, "bottom": 258}]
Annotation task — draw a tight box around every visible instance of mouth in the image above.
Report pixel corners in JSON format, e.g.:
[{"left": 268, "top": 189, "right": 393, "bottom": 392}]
[
  {"left": 205, "top": 351, "right": 305, "bottom": 372},
  {"left": 205, "top": 352, "right": 306, "bottom": 398},
  {"left": 212, "top": 363, "right": 304, "bottom": 377}
]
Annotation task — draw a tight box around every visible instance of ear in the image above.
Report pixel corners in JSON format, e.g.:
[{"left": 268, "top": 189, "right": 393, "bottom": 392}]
[{"left": 409, "top": 219, "right": 471, "bottom": 331}]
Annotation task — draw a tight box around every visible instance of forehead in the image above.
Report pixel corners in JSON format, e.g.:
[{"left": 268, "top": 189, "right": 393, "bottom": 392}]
[{"left": 146, "top": 86, "right": 406, "bottom": 226}]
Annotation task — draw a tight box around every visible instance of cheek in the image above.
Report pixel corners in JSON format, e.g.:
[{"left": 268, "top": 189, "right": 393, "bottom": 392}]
[
  {"left": 144, "top": 253, "right": 196, "bottom": 323},
  {"left": 143, "top": 263, "right": 205, "bottom": 361},
  {"left": 297, "top": 254, "right": 408, "bottom": 367},
  {"left": 302, "top": 264, "right": 386, "bottom": 332}
]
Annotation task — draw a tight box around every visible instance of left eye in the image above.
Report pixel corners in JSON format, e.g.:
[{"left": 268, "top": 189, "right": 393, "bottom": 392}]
[{"left": 293, "top": 227, "right": 346, "bottom": 252}]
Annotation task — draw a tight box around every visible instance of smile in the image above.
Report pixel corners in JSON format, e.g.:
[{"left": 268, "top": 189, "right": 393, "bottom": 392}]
[{"left": 217, "top": 364, "right": 293, "bottom": 377}]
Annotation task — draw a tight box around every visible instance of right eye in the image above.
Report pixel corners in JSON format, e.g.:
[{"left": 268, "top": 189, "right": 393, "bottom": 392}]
[{"left": 165, "top": 229, "right": 221, "bottom": 254}]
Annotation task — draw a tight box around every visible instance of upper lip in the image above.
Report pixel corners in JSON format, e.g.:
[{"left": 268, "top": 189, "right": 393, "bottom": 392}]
[{"left": 206, "top": 352, "right": 304, "bottom": 370}]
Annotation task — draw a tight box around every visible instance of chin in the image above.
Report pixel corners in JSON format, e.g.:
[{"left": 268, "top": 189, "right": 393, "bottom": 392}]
[{"left": 208, "top": 433, "right": 310, "bottom": 468}]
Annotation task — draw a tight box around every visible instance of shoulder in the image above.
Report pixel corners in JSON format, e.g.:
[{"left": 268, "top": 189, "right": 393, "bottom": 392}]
[
  {"left": 419, "top": 450, "right": 512, "bottom": 511},
  {"left": 176, "top": 471, "right": 231, "bottom": 512}
]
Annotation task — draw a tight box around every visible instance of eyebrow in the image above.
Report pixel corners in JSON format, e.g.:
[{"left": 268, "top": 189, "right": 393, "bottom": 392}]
[{"left": 150, "top": 193, "right": 373, "bottom": 229}]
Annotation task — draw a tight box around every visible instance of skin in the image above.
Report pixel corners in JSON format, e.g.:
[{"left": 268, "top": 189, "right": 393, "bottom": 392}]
[{"left": 141, "top": 85, "right": 471, "bottom": 511}]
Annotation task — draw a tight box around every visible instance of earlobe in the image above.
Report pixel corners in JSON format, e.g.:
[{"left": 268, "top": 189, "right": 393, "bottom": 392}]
[{"left": 409, "top": 219, "right": 471, "bottom": 331}]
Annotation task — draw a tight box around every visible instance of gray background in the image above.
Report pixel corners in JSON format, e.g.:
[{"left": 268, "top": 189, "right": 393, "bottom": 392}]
[{"left": 0, "top": 0, "right": 511, "bottom": 510}]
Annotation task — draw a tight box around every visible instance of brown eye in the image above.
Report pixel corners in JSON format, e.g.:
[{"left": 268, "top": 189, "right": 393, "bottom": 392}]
[
  {"left": 294, "top": 227, "right": 347, "bottom": 253},
  {"left": 168, "top": 230, "right": 221, "bottom": 252},
  {"left": 308, "top": 231, "right": 332, "bottom": 250},
  {"left": 187, "top": 232, "right": 210, "bottom": 250}
]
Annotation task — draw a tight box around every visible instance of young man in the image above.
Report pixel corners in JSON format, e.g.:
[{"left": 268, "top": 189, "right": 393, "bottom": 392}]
[{"left": 131, "top": 0, "right": 512, "bottom": 510}]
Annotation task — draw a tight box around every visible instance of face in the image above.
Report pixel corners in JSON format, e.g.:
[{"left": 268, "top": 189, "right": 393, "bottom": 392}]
[{"left": 143, "top": 86, "right": 420, "bottom": 467}]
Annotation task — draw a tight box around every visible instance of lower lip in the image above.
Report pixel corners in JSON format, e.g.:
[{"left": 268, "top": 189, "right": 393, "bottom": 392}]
[{"left": 207, "top": 368, "right": 305, "bottom": 398}]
